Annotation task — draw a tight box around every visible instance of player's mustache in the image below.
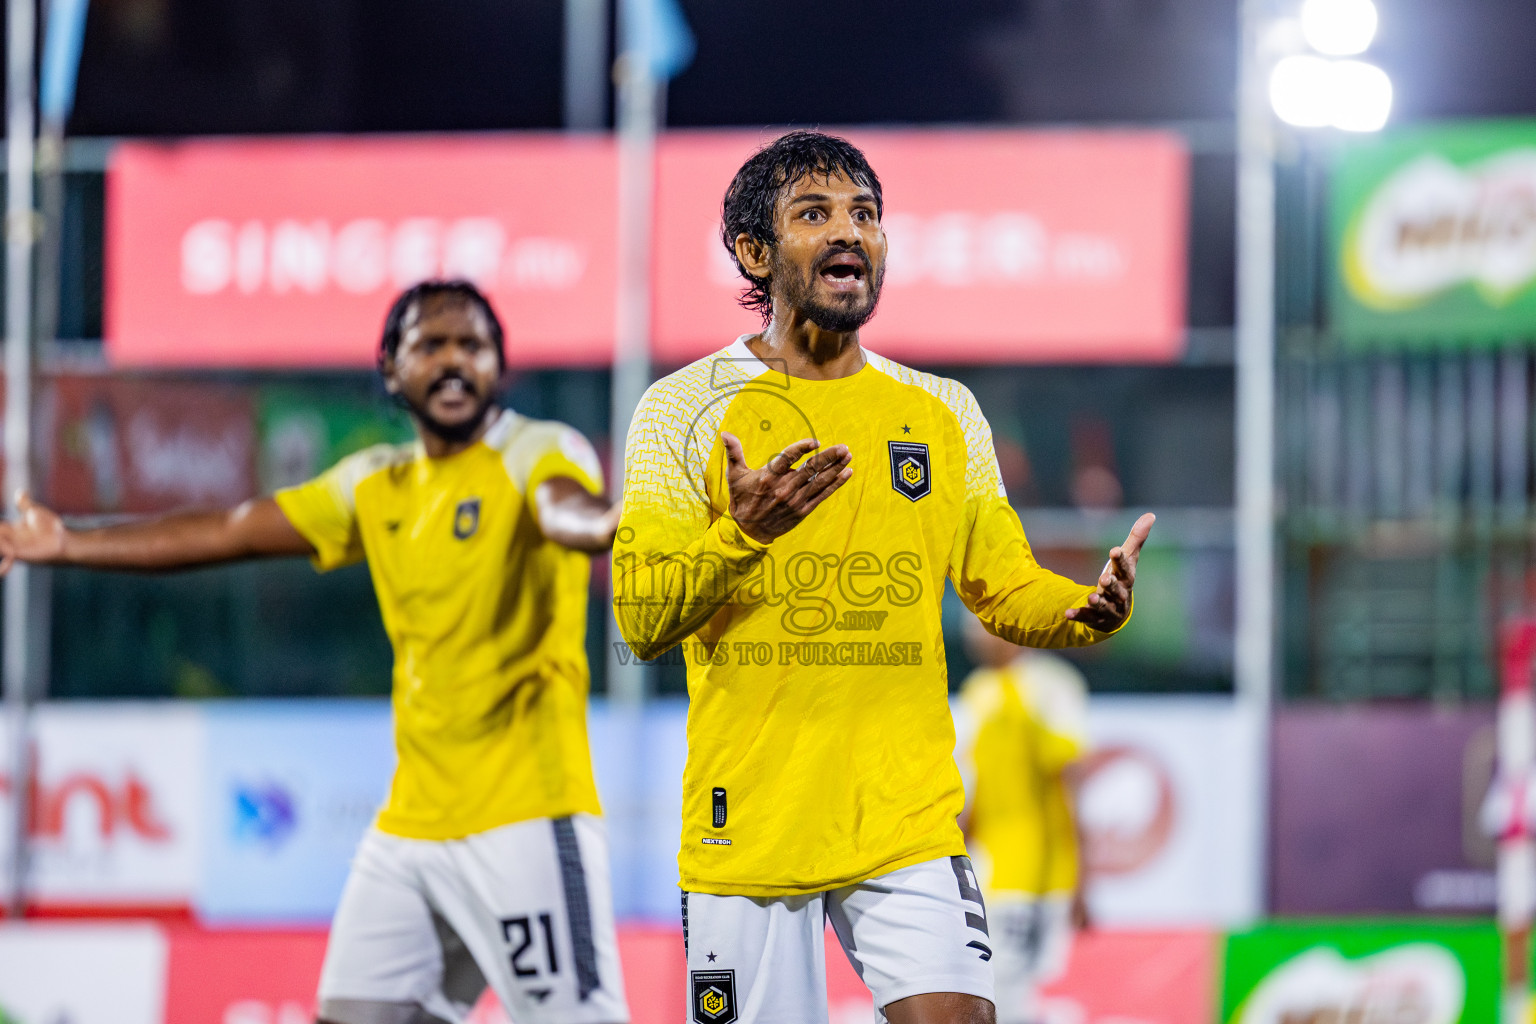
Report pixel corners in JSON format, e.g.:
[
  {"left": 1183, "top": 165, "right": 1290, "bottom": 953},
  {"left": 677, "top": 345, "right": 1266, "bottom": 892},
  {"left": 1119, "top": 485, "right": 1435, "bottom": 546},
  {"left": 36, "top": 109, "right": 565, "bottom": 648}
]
[{"left": 427, "top": 371, "right": 477, "bottom": 396}]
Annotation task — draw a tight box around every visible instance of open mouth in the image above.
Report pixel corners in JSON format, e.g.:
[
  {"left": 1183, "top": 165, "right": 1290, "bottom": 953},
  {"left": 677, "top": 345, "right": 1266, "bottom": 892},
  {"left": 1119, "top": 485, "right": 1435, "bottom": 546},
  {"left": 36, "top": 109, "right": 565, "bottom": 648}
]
[
  {"left": 428, "top": 375, "right": 476, "bottom": 405},
  {"left": 817, "top": 251, "right": 868, "bottom": 291}
]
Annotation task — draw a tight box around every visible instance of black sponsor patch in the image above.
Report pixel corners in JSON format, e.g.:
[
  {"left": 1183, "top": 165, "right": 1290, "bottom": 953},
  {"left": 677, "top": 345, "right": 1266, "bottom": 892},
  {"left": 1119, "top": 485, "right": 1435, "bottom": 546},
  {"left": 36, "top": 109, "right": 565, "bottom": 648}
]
[
  {"left": 888, "top": 441, "right": 931, "bottom": 502},
  {"left": 711, "top": 787, "right": 727, "bottom": 828},
  {"left": 453, "top": 497, "right": 481, "bottom": 540},
  {"left": 692, "top": 969, "right": 738, "bottom": 1024}
]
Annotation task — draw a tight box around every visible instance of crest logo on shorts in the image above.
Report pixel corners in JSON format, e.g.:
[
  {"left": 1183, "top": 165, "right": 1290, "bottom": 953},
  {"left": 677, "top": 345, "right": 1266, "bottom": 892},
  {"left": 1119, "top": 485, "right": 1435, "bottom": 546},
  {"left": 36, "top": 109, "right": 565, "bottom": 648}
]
[
  {"left": 888, "top": 441, "right": 931, "bottom": 502},
  {"left": 453, "top": 497, "right": 481, "bottom": 540},
  {"left": 691, "top": 969, "right": 738, "bottom": 1024}
]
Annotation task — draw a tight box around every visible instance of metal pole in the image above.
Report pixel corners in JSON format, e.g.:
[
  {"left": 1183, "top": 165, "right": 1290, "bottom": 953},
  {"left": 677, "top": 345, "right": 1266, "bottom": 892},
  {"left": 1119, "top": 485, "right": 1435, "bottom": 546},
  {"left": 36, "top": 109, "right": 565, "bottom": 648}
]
[
  {"left": 1234, "top": 0, "right": 1277, "bottom": 926},
  {"left": 563, "top": 0, "right": 609, "bottom": 130},
  {"left": 1492, "top": 621, "right": 1536, "bottom": 1024},
  {"left": 4, "top": 0, "right": 37, "bottom": 919},
  {"left": 605, "top": 45, "right": 657, "bottom": 708}
]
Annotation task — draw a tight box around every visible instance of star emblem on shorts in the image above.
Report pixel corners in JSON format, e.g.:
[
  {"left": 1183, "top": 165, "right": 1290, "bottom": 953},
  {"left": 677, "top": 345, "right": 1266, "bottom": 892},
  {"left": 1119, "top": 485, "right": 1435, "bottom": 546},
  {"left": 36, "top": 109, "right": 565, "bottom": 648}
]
[
  {"left": 901, "top": 424, "right": 911, "bottom": 434},
  {"left": 707, "top": 951, "right": 717, "bottom": 962}
]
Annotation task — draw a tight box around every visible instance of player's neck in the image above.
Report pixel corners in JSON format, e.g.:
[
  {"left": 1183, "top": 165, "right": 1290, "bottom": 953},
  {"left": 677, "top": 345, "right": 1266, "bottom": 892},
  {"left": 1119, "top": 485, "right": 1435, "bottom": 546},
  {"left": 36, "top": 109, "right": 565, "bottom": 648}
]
[
  {"left": 750, "top": 315, "right": 865, "bottom": 381},
  {"left": 415, "top": 407, "right": 498, "bottom": 458}
]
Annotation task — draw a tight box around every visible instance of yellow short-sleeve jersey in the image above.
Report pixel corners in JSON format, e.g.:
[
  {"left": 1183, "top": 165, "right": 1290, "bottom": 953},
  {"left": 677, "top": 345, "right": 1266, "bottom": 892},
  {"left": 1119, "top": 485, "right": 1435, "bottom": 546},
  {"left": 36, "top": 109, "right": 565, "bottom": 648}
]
[
  {"left": 275, "top": 409, "right": 606, "bottom": 840},
  {"left": 614, "top": 338, "right": 1125, "bottom": 898},
  {"left": 958, "top": 654, "right": 1089, "bottom": 896}
]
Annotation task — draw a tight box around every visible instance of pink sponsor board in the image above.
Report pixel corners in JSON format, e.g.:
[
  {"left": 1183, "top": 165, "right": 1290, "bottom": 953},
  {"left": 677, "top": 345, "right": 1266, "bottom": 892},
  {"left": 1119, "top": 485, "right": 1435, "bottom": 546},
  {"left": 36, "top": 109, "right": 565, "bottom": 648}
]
[
  {"left": 107, "top": 131, "right": 1188, "bottom": 369},
  {"left": 146, "top": 925, "right": 1214, "bottom": 1024},
  {"left": 653, "top": 129, "right": 1188, "bottom": 366},
  {"left": 108, "top": 135, "right": 618, "bottom": 368}
]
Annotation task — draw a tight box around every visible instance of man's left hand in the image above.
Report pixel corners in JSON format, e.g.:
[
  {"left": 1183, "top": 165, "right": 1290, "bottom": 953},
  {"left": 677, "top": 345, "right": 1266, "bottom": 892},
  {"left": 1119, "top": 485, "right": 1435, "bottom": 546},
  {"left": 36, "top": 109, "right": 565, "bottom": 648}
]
[{"left": 1064, "top": 512, "right": 1155, "bottom": 632}]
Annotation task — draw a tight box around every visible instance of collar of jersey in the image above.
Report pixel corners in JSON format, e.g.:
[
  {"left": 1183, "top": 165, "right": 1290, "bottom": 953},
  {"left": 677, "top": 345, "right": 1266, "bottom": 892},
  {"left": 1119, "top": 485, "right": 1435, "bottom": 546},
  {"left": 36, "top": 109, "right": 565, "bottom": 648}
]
[{"left": 724, "top": 335, "right": 875, "bottom": 389}]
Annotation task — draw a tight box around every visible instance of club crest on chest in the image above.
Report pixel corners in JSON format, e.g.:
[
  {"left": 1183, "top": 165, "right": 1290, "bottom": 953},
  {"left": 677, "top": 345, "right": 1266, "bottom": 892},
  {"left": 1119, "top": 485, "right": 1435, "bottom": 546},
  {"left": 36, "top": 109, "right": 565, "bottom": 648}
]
[
  {"left": 888, "top": 440, "right": 931, "bottom": 501},
  {"left": 453, "top": 497, "right": 481, "bottom": 540}
]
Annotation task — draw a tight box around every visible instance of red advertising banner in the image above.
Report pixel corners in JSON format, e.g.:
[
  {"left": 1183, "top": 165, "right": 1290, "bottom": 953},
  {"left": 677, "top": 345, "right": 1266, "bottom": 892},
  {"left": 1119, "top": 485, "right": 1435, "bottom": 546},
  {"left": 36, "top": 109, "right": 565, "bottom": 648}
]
[
  {"left": 654, "top": 129, "right": 1189, "bottom": 365},
  {"left": 1038, "top": 929, "right": 1216, "bottom": 1024},
  {"left": 164, "top": 927, "right": 327, "bottom": 1024},
  {"left": 1, "top": 922, "right": 1215, "bottom": 1024},
  {"left": 107, "top": 135, "right": 619, "bottom": 368},
  {"left": 107, "top": 131, "right": 1187, "bottom": 369},
  {"left": 42, "top": 375, "right": 257, "bottom": 514}
]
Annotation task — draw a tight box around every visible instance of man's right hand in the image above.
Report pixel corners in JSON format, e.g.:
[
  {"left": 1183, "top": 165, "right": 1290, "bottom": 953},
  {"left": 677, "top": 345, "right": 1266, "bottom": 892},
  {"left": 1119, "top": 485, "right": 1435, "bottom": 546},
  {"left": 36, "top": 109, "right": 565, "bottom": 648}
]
[
  {"left": 0, "top": 491, "right": 66, "bottom": 574},
  {"left": 0, "top": 493, "right": 313, "bottom": 574},
  {"left": 721, "top": 434, "right": 853, "bottom": 544}
]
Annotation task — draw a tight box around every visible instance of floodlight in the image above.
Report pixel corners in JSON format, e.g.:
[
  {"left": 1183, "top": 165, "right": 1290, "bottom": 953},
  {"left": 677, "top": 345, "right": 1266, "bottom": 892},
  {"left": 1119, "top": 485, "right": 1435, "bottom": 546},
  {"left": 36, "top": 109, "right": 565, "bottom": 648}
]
[
  {"left": 1300, "top": 0, "right": 1379, "bottom": 56},
  {"left": 1269, "top": 55, "right": 1334, "bottom": 128},
  {"left": 1328, "top": 60, "right": 1392, "bottom": 131}
]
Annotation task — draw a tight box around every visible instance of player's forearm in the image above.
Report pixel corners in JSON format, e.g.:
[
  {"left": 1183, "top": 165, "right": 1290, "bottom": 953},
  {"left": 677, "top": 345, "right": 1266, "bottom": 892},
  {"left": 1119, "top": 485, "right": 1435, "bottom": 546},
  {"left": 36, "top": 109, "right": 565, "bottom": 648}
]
[
  {"left": 612, "top": 517, "right": 768, "bottom": 660},
  {"left": 968, "top": 574, "right": 1114, "bottom": 648},
  {"left": 59, "top": 501, "right": 309, "bottom": 571},
  {"left": 954, "top": 500, "right": 1124, "bottom": 647},
  {"left": 535, "top": 483, "right": 619, "bottom": 553}
]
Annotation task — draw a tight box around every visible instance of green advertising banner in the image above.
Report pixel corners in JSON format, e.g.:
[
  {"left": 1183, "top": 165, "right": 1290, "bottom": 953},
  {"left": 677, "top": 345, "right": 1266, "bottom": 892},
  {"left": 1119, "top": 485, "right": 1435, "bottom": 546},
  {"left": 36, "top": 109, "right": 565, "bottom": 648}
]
[
  {"left": 1332, "top": 119, "right": 1536, "bottom": 345},
  {"left": 257, "top": 385, "right": 413, "bottom": 492},
  {"left": 1221, "top": 921, "right": 1500, "bottom": 1024}
]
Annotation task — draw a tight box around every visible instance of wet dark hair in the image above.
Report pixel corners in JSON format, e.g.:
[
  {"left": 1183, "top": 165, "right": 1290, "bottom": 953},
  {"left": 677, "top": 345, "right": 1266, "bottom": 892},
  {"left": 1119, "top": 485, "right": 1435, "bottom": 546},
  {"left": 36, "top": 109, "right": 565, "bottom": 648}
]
[
  {"left": 720, "top": 130, "right": 883, "bottom": 321},
  {"left": 378, "top": 279, "right": 506, "bottom": 374}
]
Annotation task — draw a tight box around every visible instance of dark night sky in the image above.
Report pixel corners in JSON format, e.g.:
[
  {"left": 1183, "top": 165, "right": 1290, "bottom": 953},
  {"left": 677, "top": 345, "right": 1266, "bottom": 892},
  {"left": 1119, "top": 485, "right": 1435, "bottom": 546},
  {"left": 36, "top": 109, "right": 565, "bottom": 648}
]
[{"left": 60, "top": 0, "right": 1536, "bottom": 138}]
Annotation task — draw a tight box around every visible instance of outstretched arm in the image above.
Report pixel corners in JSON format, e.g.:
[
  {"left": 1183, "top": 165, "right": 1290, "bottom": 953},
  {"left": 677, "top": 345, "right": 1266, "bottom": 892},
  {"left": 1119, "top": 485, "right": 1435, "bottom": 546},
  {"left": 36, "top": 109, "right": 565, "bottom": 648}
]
[
  {"left": 0, "top": 491, "right": 315, "bottom": 575},
  {"left": 954, "top": 503, "right": 1153, "bottom": 647},
  {"left": 534, "top": 477, "right": 622, "bottom": 553}
]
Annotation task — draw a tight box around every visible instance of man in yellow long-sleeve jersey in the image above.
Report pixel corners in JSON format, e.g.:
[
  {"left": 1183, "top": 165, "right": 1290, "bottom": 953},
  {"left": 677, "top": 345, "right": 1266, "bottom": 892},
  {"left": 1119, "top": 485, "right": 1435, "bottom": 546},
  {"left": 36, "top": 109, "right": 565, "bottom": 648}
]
[
  {"left": 958, "top": 615, "right": 1093, "bottom": 1024},
  {"left": 0, "top": 281, "right": 629, "bottom": 1024},
  {"left": 613, "top": 130, "right": 1153, "bottom": 1024}
]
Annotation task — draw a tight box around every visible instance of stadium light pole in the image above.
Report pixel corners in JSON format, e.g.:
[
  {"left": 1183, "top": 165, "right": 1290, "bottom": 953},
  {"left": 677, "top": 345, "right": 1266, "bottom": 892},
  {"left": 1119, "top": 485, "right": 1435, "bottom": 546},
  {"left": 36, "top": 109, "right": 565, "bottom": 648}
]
[
  {"left": 1236, "top": 0, "right": 1392, "bottom": 929},
  {"left": 606, "top": 25, "right": 659, "bottom": 708},
  {"left": 3, "top": 0, "right": 38, "bottom": 918},
  {"left": 1234, "top": 0, "right": 1280, "bottom": 927}
]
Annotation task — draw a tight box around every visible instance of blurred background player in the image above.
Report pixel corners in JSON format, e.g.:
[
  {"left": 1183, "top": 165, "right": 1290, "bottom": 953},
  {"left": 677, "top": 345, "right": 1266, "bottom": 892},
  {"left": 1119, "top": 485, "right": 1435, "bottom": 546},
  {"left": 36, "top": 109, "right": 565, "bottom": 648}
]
[
  {"left": 0, "top": 281, "right": 628, "bottom": 1024},
  {"left": 614, "top": 130, "right": 1152, "bottom": 1024},
  {"left": 957, "top": 614, "right": 1093, "bottom": 1024}
]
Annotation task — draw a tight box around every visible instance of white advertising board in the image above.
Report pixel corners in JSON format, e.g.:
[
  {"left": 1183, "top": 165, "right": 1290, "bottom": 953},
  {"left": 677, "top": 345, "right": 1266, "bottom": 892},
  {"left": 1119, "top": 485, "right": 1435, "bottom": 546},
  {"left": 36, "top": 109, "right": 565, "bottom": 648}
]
[
  {"left": 0, "top": 922, "right": 168, "bottom": 1024},
  {"left": 0, "top": 703, "right": 204, "bottom": 909},
  {"left": 1080, "top": 695, "right": 1261, "bottom": 926}
]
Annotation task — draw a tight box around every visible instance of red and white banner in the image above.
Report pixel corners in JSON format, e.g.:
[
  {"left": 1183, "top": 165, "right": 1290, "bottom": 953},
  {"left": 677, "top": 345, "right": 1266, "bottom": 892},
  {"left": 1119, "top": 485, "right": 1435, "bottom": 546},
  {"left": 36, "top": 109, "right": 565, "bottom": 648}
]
[
  {"left": 18, "top": 924, "right": 1203, "bottom": 1024},
  {"left": 1079, "top": 697, "right": 1262, "bottom": 926},
  {"left": 42, "top": 376, "right": 257, "bottom": 515},
  {"left": 108, "top": 135, "right": 618, "bottom": 368},
  {"left": 654, "top": 129, "right": 1188, "bottom": 365},
  {"left": 107, "top": 130, "right": 1187, "bottom": 369},
  {"left": 0, "top": 705, "right": 203, "bottom": 913}
]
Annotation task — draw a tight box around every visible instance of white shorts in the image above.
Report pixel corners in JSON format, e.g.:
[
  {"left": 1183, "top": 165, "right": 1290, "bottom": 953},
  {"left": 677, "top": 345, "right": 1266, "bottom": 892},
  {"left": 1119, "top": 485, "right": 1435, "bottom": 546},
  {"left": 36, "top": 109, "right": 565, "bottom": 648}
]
[
  {"left": 681, "top": 856, "right": 994, "bottom": 1024},
  {"left": 318, "top": 815, "right": 628, "bottom": 1024},
  {"left": 988, "top": 895, "right": 1073, "bottom": 1024}
]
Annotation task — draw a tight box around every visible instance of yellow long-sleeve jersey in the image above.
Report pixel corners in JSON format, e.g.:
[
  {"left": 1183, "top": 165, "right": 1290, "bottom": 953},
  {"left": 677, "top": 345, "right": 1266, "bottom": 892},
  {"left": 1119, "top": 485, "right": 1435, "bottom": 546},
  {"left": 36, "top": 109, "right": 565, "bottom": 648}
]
[
  {"left": 276, "top": 409, "right": 607, "bottom": 841},
  {"left": 614, "top": 338, "right": 1126, "bottom": 898}
]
